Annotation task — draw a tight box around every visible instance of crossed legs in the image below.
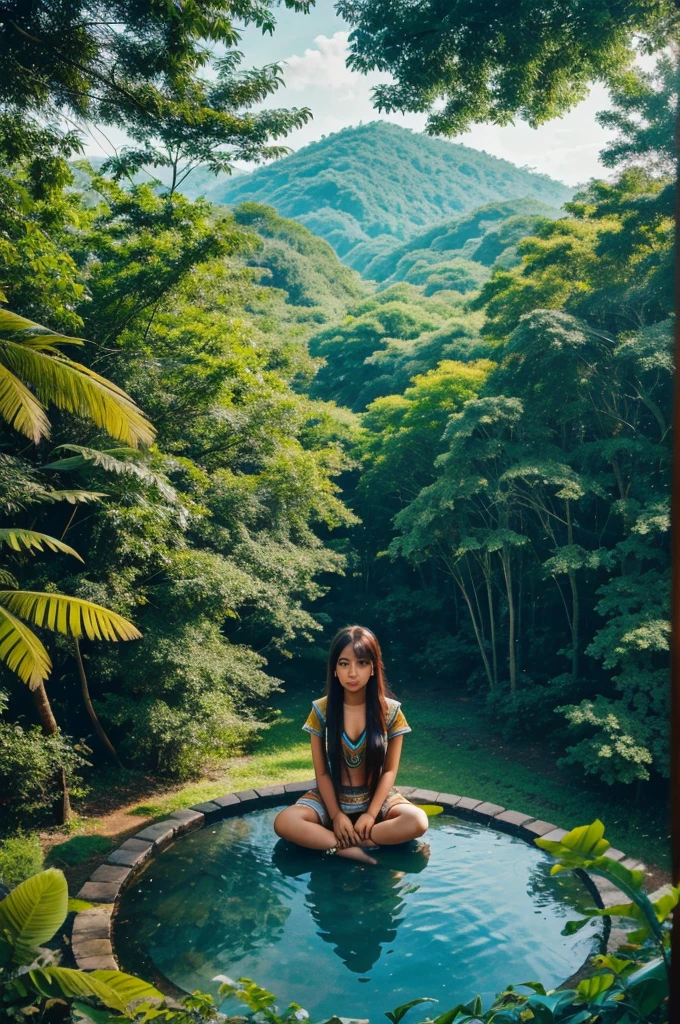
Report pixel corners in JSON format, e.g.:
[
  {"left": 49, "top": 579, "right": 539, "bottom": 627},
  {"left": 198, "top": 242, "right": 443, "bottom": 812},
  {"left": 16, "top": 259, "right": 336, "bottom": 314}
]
[{"left": 273, "top": 802, "right": 428, "bottom": 864}]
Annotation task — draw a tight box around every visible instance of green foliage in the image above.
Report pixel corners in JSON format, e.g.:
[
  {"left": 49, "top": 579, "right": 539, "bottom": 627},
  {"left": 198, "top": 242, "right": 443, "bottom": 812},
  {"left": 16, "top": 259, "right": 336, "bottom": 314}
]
[
  {"left": 1, "top": 148, "right": 359, "bottom": 781},
  {"left": 232, "top": 203, "right": 365, "bottom": 317},
  {"left": 368, "top": 821, "right": 673, "bottom": 1023},
  {"left": 0, "top": 834, "right": 42, "bottom": 890},
  {"left": 361, "top": 198, "right": 564, "bottom": 284},
  {"left": 0, "top": 867, "right": 68, "bottom": 967},
  {"left": 309, "top": 286, "right": 489, "bottom": 411},
  {"left": 209, "top": 122, "right": 573, "bottom": 266},
  {"left": 0, "top": 693, "right": 89, "bottom": 822},
  {"left": 336, "top": 0, "right": 675, "bottom": 133},
  {"left": 0, "top": 868, "right": 226, "bottom": 1022},
  {"left": 0, "top": 0, "right": 316, "bottom": 208},
  {"left": 368, "top": 74, "right": 674, "bottom": 783},
  {"left": 598, "top": 53, "right": 678, "bottom": 175}
]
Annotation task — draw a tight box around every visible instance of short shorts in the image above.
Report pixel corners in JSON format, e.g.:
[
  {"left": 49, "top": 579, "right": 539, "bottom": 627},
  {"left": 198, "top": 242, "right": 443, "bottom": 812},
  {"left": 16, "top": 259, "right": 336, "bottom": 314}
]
[{"left": 296, "top": 783, "right": 411, "bottom": 828}]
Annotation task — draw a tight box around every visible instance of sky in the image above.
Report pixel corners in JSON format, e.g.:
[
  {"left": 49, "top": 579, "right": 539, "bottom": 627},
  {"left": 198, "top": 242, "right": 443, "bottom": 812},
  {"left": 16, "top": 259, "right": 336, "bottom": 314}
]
[{"left": 81, "top": 0, "right": 637, "bottom": 189}]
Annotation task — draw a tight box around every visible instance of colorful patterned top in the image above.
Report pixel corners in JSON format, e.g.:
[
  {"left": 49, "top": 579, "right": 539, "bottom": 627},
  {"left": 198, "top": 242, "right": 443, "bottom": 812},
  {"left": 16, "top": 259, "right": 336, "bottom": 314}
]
[{"left": 302, "top": 695, "right": 411, "bottom": 768}]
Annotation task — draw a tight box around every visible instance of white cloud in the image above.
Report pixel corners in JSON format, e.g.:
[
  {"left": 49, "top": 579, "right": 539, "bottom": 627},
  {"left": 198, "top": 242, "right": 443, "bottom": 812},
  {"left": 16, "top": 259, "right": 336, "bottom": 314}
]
[
  {"left": 82, "top": 28, "right": 642, "bottom": 188},
  {"left": 259, "top": 31, "right": 620, "bottom": 186}
]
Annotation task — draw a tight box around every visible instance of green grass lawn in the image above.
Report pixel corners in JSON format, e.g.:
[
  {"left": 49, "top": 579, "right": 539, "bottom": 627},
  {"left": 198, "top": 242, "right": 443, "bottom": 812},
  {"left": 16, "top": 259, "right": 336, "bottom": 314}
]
[{"left": 129, "top": 684, "right": 670, "bottom": 872}]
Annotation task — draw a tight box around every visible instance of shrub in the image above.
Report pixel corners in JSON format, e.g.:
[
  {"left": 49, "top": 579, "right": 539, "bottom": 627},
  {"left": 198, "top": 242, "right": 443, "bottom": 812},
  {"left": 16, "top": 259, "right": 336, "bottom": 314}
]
[
  {"left": 0, "top": 714, "right": 90, "bottom": 823},
  {"left": 0, "top": 834, "right": 43, "bottom": 889}
]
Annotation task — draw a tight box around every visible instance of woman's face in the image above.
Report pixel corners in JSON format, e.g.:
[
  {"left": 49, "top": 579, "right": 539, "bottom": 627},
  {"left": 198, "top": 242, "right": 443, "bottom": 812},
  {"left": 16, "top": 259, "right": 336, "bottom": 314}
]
[{"left": 335, "top": 641, "right": 373, "bottom": 696}]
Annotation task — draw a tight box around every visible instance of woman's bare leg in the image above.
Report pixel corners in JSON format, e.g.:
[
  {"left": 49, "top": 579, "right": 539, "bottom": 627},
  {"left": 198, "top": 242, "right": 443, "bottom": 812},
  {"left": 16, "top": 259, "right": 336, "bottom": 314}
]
[
  {"left": 369, "top": 804, "right": 428, "bottom": 845},
  {"left": 274, "top": 804, "right": 377, "bottom": 864}
]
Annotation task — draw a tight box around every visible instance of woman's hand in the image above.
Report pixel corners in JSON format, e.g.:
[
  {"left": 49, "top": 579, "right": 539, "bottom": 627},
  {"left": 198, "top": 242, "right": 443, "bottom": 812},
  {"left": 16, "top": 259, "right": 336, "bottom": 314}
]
[
  {"left": 332, "top": 811, "right": 357, "bottom": 848},
  {"left": 354, "top": 812, "right": 376, "bottom": 844}
]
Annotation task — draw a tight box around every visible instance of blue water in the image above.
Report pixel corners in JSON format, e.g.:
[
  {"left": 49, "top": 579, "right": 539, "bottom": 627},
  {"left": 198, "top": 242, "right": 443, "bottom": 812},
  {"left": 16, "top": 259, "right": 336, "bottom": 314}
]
[{"left": 115, "top": 806, "right": 603, "bottom": 1021}]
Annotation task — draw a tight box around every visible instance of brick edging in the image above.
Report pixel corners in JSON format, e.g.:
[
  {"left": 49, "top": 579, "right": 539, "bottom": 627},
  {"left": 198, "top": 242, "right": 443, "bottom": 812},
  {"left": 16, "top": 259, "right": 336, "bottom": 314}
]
[{"left": 70, "top": 782, "right": 646, "bottom": 973}]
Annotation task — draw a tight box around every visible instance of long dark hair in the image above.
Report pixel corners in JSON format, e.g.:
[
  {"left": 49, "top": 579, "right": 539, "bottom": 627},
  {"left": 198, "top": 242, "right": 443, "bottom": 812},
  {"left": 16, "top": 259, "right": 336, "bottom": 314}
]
[{"left": 325, "top": 625, "right": 394, "bottom": 801}]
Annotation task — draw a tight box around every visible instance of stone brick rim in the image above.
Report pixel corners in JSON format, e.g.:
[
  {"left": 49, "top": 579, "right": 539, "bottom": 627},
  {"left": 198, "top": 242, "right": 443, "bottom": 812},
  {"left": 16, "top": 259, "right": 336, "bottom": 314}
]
[{"left": 71, "top": 780, "right": 644, "bottom": 979}]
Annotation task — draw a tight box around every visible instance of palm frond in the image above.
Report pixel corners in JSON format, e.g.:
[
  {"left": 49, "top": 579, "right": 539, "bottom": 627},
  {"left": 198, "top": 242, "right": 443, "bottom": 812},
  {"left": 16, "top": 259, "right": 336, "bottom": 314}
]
[
  {"left": 0, "top": 591, "right": 142, "bottom": 642},
  {"left": 0, "top": 338, "right": 155, "bottom": 447},
  {"left": 0, "top": 308, "right": 84, "bottom": 347},
  {"left": 0, "top": 361, "right": 50, "bottom": 443},
  {"left": 44, "top": 444, "right": 176, "bottom": 500},
  {"left": 0, "top": 569, "right": 18, "bottom": 588},
  {"left": 38, "top": 489, "right": 108, "bottom": 504},
  {"left": 0, "top": 602, "right": 52, "bottom": 687},
  {"left": 0, "top": 528, "right": 83, "bottom": 561}
]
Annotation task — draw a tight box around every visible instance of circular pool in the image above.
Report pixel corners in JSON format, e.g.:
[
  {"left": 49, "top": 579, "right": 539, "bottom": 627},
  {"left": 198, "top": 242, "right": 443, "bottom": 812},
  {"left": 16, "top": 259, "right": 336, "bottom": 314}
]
[{"left": 114, "top": 806, "right": 604, "bottom": 1020}]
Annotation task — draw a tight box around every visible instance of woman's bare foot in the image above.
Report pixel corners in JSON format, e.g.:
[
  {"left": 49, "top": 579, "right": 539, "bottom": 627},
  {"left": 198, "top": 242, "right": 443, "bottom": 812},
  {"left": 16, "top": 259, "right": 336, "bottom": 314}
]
[{"left": 336, "top": 846, "right": 378, "bottom": 865}]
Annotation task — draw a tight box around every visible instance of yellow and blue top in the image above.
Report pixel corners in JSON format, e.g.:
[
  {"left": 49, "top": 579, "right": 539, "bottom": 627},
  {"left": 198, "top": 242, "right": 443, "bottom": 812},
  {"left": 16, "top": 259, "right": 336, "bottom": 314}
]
[{"left": 302, "top": 695, "right": 411, "bottom": 768}]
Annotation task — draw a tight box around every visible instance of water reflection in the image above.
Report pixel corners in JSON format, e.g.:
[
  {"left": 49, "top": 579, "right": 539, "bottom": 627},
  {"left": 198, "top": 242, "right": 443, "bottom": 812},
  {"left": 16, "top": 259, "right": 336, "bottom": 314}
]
[
  {"left": 526, "top": 859, "right": 599, "bottom": 915},
  {"left": 114, "top": 807, "right": 605, "bottom": 1021},
  {"left": 116, "top": 814, "right": 292, "bottom": 985},
  {"left": 272, "top": 841, "right": 430, "bottom": 974}
]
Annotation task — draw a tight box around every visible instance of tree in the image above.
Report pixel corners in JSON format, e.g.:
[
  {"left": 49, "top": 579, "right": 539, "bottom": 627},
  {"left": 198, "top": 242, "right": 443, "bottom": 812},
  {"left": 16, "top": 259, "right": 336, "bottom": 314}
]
[
  {"left": 0, "top": 526, "right": 141, "bottom": 820},
  {"left": 336, "top": 0, "right": 676, "bottom": 134},
  {"left": 598, "top": 52, "right": 678, "bottom": 175},
  {"left": 0, "top": 0, "right": 314, "bottom": 190}
]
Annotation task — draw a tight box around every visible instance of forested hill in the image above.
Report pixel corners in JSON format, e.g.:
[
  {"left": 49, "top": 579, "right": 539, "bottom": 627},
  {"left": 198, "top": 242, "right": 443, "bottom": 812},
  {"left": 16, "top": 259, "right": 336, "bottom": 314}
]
[
  {"left": 203, "top": 122, "right": 573, "bottom": 267},
  {"left": 358, "top": 198, "right": 565, "bottom": 289}
]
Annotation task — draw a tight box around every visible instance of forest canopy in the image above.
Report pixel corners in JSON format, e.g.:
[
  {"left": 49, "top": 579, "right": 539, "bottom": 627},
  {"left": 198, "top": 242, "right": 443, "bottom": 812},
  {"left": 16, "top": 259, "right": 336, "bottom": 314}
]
[
  {"left": 206, "top": 122, "right": 572, "bottom": 267},
  {"left": 0, "top": 0, "right": 674, "bottom": 831}
]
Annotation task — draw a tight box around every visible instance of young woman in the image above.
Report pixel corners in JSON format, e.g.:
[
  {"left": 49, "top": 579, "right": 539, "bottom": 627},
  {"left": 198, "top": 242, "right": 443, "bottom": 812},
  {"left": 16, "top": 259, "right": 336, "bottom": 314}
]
[{"left": 274, "top": 625, "right": 428, "bottom": 864}]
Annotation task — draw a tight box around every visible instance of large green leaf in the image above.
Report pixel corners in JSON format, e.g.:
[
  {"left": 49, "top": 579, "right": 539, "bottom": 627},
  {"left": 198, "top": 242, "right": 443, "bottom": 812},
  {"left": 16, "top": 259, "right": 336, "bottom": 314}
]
[
  {"left": 430, "top": 1005, "right": 469, "bottom": 1024},
  {"left": 27, "top": 966, "right": 164, "bottom": 1012},
  {"left": 39, "top": 489, "right": 108, "bottom": 504},
  {"left": 0, "top": 309, "right": 155, "bottom": 447},
  {"left": 0, "top": 527, "right": 83, "bottom": 561},
  {"left": 576, "top": 973, "right": 615, "bottom": 1000},
  {"left": 0, "top": 591, "right": 142, "bottom": 643},
  {"left": 0, "top": 602, "right": 52, "bottom": 687},
  {"left": 626, "top": 957, "right": 668, "bottom": 1016},
  {"left": 385, "top": 996, "right": 438, "bottom": 1023},
  {"left": 88, "top": 970, "right": 165, "bottom": 1006},
  {"left": 71, "top": 1003, "right": 122, "bottom": 1024},
  {"left": 587, "top": 856, "right": 645, "bottom": 891},
  {"left": 0, "top": 868, "right": 68, "bottom": 966},
  {"left": 44, "top": 444, "right": 176, "bottom": 500},
  {"left": 0, "top": 568, "right": 18, "bottom": 587},
  {"left": 0, "top": 308, "right": 85, "bottom": 346},
  {"left": 535, "top": 820, "right": 609, "bottom": 867},
  {"left": 0, "top": 360, "right": 49, "bottom": 442}
]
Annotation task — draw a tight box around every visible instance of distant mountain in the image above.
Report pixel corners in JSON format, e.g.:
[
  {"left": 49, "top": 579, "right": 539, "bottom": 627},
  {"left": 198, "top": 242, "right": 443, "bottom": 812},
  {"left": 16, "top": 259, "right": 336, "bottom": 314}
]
[
  {"left": 69, "top": 160, "right": 367, "bottom": 329},
  {"left": 363, "top": 198, "right": 565, "bottom": 293},
  {"left": 203, "top": 122, "right": 573, "bottom": 269}
]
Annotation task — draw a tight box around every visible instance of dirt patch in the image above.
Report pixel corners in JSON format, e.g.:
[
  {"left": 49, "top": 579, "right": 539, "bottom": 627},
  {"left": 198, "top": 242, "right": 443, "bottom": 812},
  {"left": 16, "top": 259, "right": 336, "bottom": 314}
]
[{"left": 40, "top": 760, "right": 255, "bottom": 892}]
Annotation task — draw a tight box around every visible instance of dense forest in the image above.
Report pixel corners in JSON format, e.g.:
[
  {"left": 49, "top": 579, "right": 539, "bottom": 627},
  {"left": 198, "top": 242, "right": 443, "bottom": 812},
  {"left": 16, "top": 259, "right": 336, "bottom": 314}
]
[
  {"left": 208, "top": 121, "right": 573, "bottom": 267},
  {"left": 0, "top": 3, "right": 672, "bottom": 831},
  {"left": 0, "top": 0, "right": 676, "bottom": 1021}
]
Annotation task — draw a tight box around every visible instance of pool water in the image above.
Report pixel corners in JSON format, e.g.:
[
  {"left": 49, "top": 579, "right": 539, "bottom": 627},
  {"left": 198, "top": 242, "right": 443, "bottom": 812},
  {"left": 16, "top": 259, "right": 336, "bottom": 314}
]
[{"left": 115, "top": 807, "right": 603, "bottom": 1021}]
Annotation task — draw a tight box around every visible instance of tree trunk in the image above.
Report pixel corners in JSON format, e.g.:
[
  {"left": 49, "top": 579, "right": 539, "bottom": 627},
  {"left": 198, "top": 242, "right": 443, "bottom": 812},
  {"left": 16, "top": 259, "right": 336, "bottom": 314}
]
[
  {"left": 500, "top": 548, "right": 517, "bottom": 694},
  {"left": 74, "top": 639, "right": 122, "bottom": 767},
  {"left": 450, "top": 563, "right": 494, "bottom": 690},
  {"left": 516, "top": 548, "right": 523, "bottom": 676},
  {"left": 59, "top": 767, "right": 72, "bottom": 823},
  {"left": 31, "top": 682, "right": 72, "bottom": 824},
  {"left": 31, "top": 681, "right": 58, "bottom": 734},
  {"left": 565, "top": 500, "right": 580, "bottom": 680},
  {"left": 482, "top": 553, "right": 498, "bottom": 689}
]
